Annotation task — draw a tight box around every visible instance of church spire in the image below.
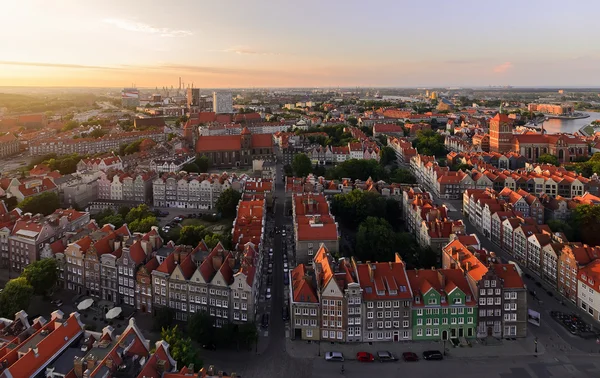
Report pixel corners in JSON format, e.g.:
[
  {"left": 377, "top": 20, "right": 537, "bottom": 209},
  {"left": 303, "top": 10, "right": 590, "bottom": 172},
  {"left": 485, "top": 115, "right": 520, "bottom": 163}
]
[{"left": 499, "top": 100, "right": 503, "bottom": 115}]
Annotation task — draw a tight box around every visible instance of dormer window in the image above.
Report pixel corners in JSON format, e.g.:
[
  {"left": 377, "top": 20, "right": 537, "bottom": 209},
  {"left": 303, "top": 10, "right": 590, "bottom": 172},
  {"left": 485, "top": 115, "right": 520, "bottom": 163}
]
[{"left": 415, "top": 297, "right": 420, "bottom": 304}]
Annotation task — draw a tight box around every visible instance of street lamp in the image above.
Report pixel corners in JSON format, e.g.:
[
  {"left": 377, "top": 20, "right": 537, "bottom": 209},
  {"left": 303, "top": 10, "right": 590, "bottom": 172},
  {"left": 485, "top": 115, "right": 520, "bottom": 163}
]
[{"left": 534, "top": 337, "right": 538, "bottom": 356}]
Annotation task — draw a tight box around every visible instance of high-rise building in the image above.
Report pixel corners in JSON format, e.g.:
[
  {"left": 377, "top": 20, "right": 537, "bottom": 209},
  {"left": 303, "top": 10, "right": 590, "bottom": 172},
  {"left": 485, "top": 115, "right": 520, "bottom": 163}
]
[
  {"left": 213, "top": 91, "right": 233, "bottom": 113},
  {"left": 489, "top": 113, "right": 513, "bottom": 153},
  {"left": 121, "top": 88, "right": 140, "bottom": 107},
  {"left": 187, "top": 88, "right": 200, "bottom": 108}
]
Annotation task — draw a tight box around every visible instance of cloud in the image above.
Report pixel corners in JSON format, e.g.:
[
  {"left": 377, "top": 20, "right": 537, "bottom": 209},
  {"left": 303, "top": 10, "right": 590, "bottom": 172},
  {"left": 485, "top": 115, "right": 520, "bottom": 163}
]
[
  {"left": 493, "top": 62, "right": 513, "bottom": 73},
  {"left": 0, "top": 61, "right": 119, "bottom": 70},
  {"left": 216, "top": 46, "right": 278, "bottom": 56},
  {"left": 103, "top": 18, "right": 192, "bottom": 37}
]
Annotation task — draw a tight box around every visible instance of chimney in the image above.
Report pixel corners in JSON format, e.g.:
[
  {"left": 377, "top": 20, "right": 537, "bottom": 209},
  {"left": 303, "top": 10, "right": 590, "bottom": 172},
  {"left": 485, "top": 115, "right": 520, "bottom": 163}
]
[
  {"left": 465, "top": 261, "right": 471, "bottom": 271},
  {"left": 74, "top": 357, "right": 85, "bottom": 378},
  {"left": 367, "top": 263, "right": 374, "bottom": 282},
  {"left": 105, "top": 357, "right": 113, "bottom": 369},
  {"left": 208, "top": 366, "right": 215, "bottom": 375},
  {"left": 86, "top": 355, "right": 96, "bottom": 371}
]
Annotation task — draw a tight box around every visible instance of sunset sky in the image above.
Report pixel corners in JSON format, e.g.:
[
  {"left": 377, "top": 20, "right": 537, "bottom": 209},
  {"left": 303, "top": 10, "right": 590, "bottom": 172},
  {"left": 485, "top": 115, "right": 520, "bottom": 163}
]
[{"left": 1, "top": 0, "right": 599, "bottom": 88}]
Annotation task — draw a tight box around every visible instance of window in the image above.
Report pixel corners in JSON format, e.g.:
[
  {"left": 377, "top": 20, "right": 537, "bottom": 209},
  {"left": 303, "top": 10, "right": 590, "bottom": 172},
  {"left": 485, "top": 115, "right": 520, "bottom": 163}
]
[
  {"left": 417, "top": 319, "right": 423, "bottom": 326},
  {"left": 367, "top": 302, "right": 374, "bottom": 309},
  {"left": 426, "top": 328, "right": 432, "bottom": 336},
  {"left": 417, "top": 309, "right": 423, "bottom": 316},
  {"left": 433, "top": 328, "right": 439, "bottom": 336},
  {"left": 403, "top": 320, "right": 409, "bottom": 328},
  {"left": 479, "top": 298, "right": 486, "bottom": 305},
  {"left": 377, "top": 321, "right": 384, "bottom": 328},
  {"left": 367, "top": 312, "right": 373, "bottom": 319},
  {"left": 322, "top": 330, "right": 328, "bottom": 338},
  {"left": 416, "top": 329, "right": 423, "bottom": 337}
]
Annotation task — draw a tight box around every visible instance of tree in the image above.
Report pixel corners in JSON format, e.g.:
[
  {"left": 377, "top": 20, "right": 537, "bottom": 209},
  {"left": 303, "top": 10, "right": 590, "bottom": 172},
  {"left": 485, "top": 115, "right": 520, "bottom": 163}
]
[
  {"left": 389, "top": 168, "right": 417, "bottom": 184},
  {"left": 196, "top": 155, "right": 210, "bottom": 173},
  {"left": 89, "top": 129, "right": 107, "bottom": 138},
  {"left": 215, "top": 189, "right": 242, "bottom": 218},
  {"left": 347, "top": 117, "right": 358, "bottom": 126},
  {"left": 125, "top": 204, "right": 154, "bottom": 224},
  {"left": 128, "top": 216, "right": 158, "bottom": 233},
  {"left": 379, "top": 146, "right": 396, "bottom": 166},
  {"left": 0, "top": 277, "right": 34, "bottom": 318},
  {"left": 377, "top": 135, "right": 388, "bottom": 146},
  {"left": 331, "top": 190, "right": 388, "bottom": 229},
  {"left": 538, "top": 154, "right": 560, "bottom": 166},
  {"left": 178, "top": 225, "right": 209, "bottom": 246},
  {"left": 283, "top": 164, "right": 294, "bottom": 177},
  {"left": 22, "top": 259, "right": 58, "bottom": 296},
  {"left": 188, "top": 311, "right": 215, "bottom": 344},
  {"left": 413, "top": 130, "right": 446, "bottom": 157},
  {"left": 153, "top": 307, "right": 175, "bottom": 331},
  {"left": 547, "top": 219, "right": 575, "bottom": 242},
  {"left": 19, "top": 192, "right": 60, "bottom": 216},
  {"left": 326, "top": 159, "right": 388, "bottom": 181},
  {"left": 101, "top": 214, "right": 124, "bottom": 228},
  {"left": 571, "top": 204, "right": 600, "bottom": 246},
  {"left": 355, "top": 217, "right": 399, "bottom": 262},
  {"left": 238, "top": 322, "right": 259, "bottom": 350},
  {"left": 161, "top": 326, "right": 202, "bottom": 368},
  {"left": 292, "top": 153, "right": 313, "bottom": 177},
  {"left": 61, "top": 120, "right": 79, "bottom": 132},
  {"left": 182, "top": 163, "right": 200, "bottom": 173},
  {"left": 451, "top": 163, "right": 473, "bottom": 172}
]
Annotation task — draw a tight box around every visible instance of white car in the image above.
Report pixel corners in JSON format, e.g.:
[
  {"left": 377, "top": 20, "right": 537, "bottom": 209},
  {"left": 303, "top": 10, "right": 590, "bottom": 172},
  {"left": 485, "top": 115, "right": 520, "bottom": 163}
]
[{"left": 325, "top": 352, "right": 344, "bottom": 362}]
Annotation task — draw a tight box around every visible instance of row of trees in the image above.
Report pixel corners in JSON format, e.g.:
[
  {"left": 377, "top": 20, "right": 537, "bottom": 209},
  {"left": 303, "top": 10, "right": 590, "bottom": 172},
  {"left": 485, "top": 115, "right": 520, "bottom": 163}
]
[
  {"left": 93, "top": 204, "right": 158, "bottom": 233},
  {"left": 412, "top": 130, "right": 447, "bottom": 157},
  {"left": 118, "top": 139, "right": 143, "bottom": 155},
  {"left": 548, "top": 204, "right": 600, "bottom": 247},
  {"left": 0, "top": 259, "right": 58, "bottom": 317},
  {"left": 566, "top": 153, "right": 600, "bottom": 177},
  {"left": 19, "top": 191, "right": 61, "bottom": 216},
  {"left": 177, "top": 225, "right": 232, "bottom": 250}
]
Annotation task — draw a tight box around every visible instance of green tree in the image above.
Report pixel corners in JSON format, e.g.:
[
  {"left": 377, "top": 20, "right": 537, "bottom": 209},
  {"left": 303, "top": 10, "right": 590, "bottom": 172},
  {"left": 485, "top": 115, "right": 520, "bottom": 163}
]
[
  {"left": 22, "top": 259, "right": 58, "bottom": 296},
  {"left": 571, "top": 204, "right": 600, "bottom": 246},
  {"left": 413, "top": 129, "right": 447, "bottom": 157},
  {"left": 125, "top": 204, "right": 154, "bottom": 224},
  {"left": 355, "top": 217, "right": 399, "bottom": 262},
  {"left": 292, "top": 153, "right": 313, "bottom": 177},
  {"left": 88, "top": 129, "right": 107, "bottom": 138},
  {"left": 326, "top": 159, "right": 388, "bottom": 181},
  {"left": 215, "top": 188, "right": 242, "bottom": 218},
  {"left": 451, "top": 163, "right": 473, "bottom": 172},
  {"left": 377, "top": 135, "right": 388, "bottom": 146},
  {"left": 389, "top": 168, "right": 417, "bottom": 184},
  {"left": 102, "top": 214, "right": 125, "bottom": 228},
  {"left": 331, "top": 190, "right": 388, "bottom": 229},
  {"left": 196, "top": 155, "right": 210, "bottom": 172},
  {"left": 61, "top": 120, "right": 79, "bottom": 132},
  {"left": 283, "top": 164, "right": 294, "bottom": 177},
  {"left": 128, "top": 216, "right": 158, "bottom": 233},
  {"left": 153, "top": 307, "right": 175, "bottom": 331},
  {"left": 0, "top": 277, "right": 34, "bottom": 318},
  {"left": 188, "top": 311, "right": 215, "bottom": 344},
  {"left": 347, "top": 117, "right": 358, "bottom": 126},
  {"left": 178, "top": 225, "right": 209, "bottom": 246},
  {"left": 161, "top": 326, "right": 202, "bottom": 368},
  {"left": 538, "top": 154, "right": 560, "bottom": 166},
  {"left": 238, "top": 322, "right": 259, "bottom": 350},
  {"left": 19, "top": 192, "right": 60, "bottom": 216},
  {"left": 379, "top": 146, "right": 396, "bottom": 166},
  {"left": 182, "top": 163, "right": 200, "bottom": 173},
  {"left": 547, "top": 219, "right": 575, "bottom": 241}
]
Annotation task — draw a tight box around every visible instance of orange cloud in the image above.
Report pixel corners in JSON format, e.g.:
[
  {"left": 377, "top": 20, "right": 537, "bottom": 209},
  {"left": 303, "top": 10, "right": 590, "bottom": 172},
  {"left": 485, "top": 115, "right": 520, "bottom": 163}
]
[{"left": 493, "top": 62, "right": 513, "bottom": 73}]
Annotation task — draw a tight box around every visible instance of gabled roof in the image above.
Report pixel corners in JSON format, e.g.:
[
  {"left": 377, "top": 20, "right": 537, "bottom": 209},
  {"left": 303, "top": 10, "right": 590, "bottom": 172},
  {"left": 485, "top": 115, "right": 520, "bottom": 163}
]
[
  {"left": 196, "top": 135, "right": 241, "bottom": 152},
  {"left": 493, "top": 264, "right": 525, "bottom": 289},
  {"left": 291, "top": 264, "right": 318, "bottom": 303}
]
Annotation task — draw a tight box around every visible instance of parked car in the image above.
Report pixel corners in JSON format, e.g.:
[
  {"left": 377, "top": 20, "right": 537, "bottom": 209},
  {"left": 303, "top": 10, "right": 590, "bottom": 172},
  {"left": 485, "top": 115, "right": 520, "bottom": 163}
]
[
  {"left": 356, "top": 352, "right": 374, "bottom": 362},
  {"left": 402, "top": 352, "right": 419, "bottom": 362},
  {"left": 283, "top": 274, "right": 289, "bottom": 285},
  {"left": 173, "top": 216, "right": 183, "bottom": 223},
  {"left": 377, "top": 351, "right": 397, "bottom": 362},
  {"left": 422, "top": 350, "right": 443, "bottom": 360},
  {"left": 267, "top": 277, "right": 273, "bottom": 287},
  {"left": 282, "top": 307, "right": 289, "bottom": 321},
  {"left": 266, "top": 288, "right": 272, "bottom": 299},
  {"left": 325, "top": 352, "right": 344, "bottom": 362}
]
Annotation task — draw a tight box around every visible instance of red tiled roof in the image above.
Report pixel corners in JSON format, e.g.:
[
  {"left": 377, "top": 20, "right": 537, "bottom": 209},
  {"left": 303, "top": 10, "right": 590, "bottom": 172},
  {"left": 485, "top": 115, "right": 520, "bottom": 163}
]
[
  {"left": 356, "top": 255, "right": 412, "bottom": 300},
  {"left": 291, "top": 264, "right": 318, "bottom": 303},
  {"left": 196, "top": 135, "right": 241, "bottom": 152},
  {"left": 251, "top": 133, "right": 273, "bottom": 148},
  {"left": 156, "top": 252, "right": 176, "bottom": 274},
  {"left": 493, "top": 264, "right": 525, "bottom": 289}
]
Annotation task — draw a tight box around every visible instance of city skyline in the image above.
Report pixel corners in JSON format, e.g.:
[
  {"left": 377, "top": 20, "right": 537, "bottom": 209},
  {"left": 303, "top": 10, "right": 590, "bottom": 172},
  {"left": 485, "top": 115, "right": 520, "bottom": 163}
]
[{"left": 1, "top": 0, "right": 600, "bottom": 88}]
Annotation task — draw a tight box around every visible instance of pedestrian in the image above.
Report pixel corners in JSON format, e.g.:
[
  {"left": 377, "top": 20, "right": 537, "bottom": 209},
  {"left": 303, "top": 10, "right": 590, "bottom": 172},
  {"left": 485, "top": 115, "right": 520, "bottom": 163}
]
[{"left": 340, "top": 364, "right": 345, "bottom": 374}]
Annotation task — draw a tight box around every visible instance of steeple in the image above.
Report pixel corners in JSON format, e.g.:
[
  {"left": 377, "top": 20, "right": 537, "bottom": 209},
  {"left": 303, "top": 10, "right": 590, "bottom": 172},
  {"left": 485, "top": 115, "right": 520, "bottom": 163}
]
[{"left": 499, "top": 101, "right": 503, "bottom": 115}]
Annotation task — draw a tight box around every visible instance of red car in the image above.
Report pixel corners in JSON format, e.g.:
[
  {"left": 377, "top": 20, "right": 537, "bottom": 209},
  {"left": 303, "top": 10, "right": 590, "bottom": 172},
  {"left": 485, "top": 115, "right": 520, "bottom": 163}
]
[
  {"left": 356, "top": 352, "right": 375, "bottom": 362},
  {"left": 402, "top": 352, "right": 419, "bottom": 362}
]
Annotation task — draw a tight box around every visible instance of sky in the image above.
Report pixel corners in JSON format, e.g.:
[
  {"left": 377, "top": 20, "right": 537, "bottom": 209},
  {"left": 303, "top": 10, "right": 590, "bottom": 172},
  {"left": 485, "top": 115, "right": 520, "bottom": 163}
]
[{"left": 1, "top": 0, "right": 599, "bottom": 88}]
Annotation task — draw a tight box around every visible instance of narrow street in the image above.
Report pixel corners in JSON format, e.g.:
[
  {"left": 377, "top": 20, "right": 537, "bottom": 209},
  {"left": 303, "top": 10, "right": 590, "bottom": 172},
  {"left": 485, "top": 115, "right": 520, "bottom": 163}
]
[{"left": 440, "top": 198, "right": 600, "bottom": 355}]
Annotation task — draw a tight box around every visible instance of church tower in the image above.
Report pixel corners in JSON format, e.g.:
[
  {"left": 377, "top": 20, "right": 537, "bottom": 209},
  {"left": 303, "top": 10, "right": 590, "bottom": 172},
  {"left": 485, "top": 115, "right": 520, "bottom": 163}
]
[{"left": 489, "top": 113, "right": 513, "bottom": 153}]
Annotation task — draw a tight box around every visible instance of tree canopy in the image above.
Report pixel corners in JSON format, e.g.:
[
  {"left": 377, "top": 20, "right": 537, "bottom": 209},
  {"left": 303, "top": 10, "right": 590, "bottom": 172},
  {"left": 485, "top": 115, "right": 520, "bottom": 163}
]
[
  {"left": 196, "top": 155, "right": 210, "bottom": 173},
  {"left": 412, "top": 129, "right": 447, "bottom": 157},
  {"left": 215, "top": 188, "right": 242, "bottom": 218},
  {"left": 538, "top": 154, "right": 560, "bottom": 166},
  {"left": 161, "top": 326, "right": 202, "bottom": 369},
  {"left": 292, "top": 153, "right": 313, "bottom": 177},
  {"left": 125, "top": 204, "right": 158, "bottom": 233},
  {"left": 389, "top": 167, "right": 417, "bottom": 184},
  {"left": 0, "top": 277, "right": 34, "bottom": 318},
  {"left": 331, "top": 190, "right": 400, "bottom": 229},
  {"left": 22, "top": 259, "right": 58, "bottom": 296},
  {"left": 379, "top": 146, "right": 396, "bottom": 166},
  {"left": 571, "top": 204, "right": 600, "bottom": 246},
  {"left": 326, "top": 159, "right": 388, "bottom": 181},
  {"left": 19, "top": 192, "right": 60, "bottom": 216}
]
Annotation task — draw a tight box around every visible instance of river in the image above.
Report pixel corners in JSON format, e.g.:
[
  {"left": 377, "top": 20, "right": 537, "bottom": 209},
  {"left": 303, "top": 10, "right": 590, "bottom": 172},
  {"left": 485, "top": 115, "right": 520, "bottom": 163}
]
[{"left": 540, "top": 111, "right": 600, "bottom": 134}]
